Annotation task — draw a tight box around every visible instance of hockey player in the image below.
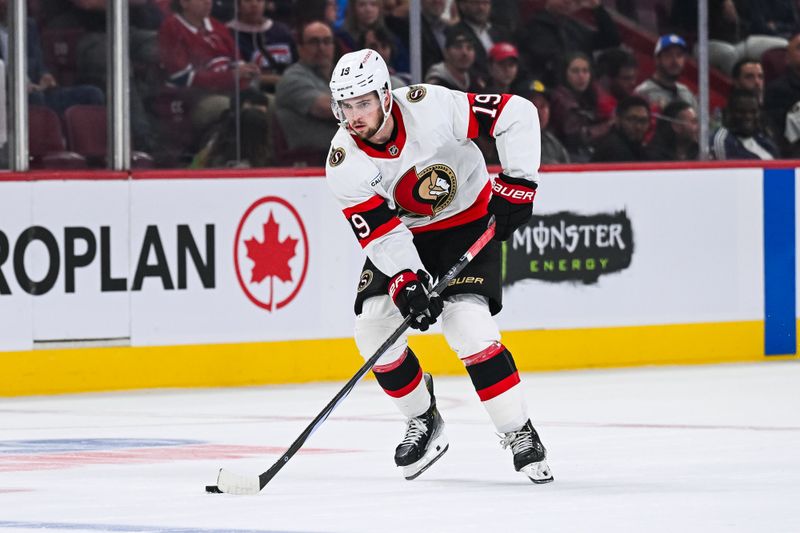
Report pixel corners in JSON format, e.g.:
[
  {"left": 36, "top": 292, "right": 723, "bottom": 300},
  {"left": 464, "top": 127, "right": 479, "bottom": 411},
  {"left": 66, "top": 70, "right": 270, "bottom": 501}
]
[{"left": 325, "top": 48, "right": 553, "bottom": 484}]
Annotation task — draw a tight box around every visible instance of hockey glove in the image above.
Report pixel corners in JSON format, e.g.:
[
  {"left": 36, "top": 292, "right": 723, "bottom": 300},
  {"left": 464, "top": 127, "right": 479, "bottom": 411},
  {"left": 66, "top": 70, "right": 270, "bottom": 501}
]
[
  {"left": 388, "top": 269, "right": 443, "bottom": 332},
  {"left": 487, "top": 173, "right": 537, "bottom": 241}
]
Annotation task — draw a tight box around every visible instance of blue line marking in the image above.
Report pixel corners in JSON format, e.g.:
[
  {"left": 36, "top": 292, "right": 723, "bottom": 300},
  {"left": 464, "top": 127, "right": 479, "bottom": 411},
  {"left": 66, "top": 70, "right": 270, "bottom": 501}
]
[
  {"left": 0, "top": 521, "right": 324, "bottom": 533},
  {"left": 0, "top": 439, "right": 202, "bottom": 455},
  {"left": 763, "top": 168, "right": 797, "bottom": 355}
]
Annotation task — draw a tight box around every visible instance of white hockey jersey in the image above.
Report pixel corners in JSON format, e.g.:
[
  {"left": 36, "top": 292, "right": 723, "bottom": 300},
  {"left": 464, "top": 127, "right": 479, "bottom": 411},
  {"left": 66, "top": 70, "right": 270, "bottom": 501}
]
[{"left": 325, "top": 83, "right": 541, "bottom": 278}]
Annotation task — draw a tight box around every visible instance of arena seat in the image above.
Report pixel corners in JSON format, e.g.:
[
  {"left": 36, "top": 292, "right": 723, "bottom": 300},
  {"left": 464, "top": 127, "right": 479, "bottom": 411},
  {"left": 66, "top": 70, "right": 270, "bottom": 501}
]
[
  {"left": 761, "top": 47, "right": 787, "bottom": 84},
  {"left": 63, "top": 104, "right": 154, "bottom": 168},
  {"left": 28, "top": 105, "right": 87, "bottom": 169}
]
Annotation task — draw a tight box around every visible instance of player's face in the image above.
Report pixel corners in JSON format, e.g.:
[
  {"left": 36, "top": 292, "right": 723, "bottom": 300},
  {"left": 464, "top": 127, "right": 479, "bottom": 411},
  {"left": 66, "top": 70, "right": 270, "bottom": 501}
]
[{"left": 340, "top": 92, "right": 383, "bottom": 139}]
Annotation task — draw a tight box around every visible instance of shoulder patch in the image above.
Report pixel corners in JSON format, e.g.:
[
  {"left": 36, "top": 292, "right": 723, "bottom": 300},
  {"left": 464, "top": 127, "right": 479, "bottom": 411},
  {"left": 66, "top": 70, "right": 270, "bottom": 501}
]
[
  {"left": 329, "top": 147, "right": 346, "bottom": 167},
  {"left": 406, "top": 85, "right": 427, "bottom": 103}
]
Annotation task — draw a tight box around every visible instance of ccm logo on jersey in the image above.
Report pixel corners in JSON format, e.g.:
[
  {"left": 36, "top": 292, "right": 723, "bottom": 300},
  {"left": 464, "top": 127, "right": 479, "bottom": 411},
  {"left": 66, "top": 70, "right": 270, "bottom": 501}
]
[{"left": 492, "top": 179, "right": 536, "bottom": 204}]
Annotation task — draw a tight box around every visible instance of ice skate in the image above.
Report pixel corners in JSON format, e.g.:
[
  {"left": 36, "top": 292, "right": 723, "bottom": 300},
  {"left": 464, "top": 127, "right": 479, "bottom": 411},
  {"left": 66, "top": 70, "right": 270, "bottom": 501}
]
[
  {"left": 394, "top": 373, "right": 449, "bottom": 480},
  {"left": 500, "top": 420, "right": 553, "bottom": 484}
]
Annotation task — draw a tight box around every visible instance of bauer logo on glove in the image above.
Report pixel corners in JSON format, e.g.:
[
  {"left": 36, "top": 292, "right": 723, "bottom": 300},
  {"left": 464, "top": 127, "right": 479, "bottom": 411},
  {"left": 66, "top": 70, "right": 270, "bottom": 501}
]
[{"left": 388, "top": 269, "right": 444, "bottom": 331}]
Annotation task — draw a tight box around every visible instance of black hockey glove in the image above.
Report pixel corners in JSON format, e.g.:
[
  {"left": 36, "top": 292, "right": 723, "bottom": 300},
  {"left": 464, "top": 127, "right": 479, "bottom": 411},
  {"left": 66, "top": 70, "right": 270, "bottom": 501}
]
[
  {"left": 388, "top": 269, "right": 443, "bottom": 332},
  {"left": 487, "top": 173, "right": 537, "bottom": 241}
]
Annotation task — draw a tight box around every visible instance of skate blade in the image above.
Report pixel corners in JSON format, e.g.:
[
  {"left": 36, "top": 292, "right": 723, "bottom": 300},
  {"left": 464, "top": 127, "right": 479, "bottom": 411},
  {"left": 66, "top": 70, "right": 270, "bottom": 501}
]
[
  {"left": 402, "top": 434, "right": 449, "bottom": 480},
  {"left": 520, "top": 459, "right": 554, "bottom": 484}
]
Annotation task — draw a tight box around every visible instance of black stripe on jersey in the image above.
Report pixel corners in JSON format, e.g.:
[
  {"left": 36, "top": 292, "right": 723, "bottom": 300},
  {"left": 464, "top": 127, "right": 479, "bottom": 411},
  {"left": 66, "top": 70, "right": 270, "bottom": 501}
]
[
  {"left": 466, "top": 93, "right": 512, "bottom": 139},
  {"left": 342, "top": 195, "right": 401, "bottom": 248}
]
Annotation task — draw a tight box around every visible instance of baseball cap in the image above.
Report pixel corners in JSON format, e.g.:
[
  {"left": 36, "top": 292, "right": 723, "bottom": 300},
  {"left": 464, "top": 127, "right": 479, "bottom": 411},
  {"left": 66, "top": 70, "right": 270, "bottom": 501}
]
[
  {"left": 445, "top": 26, "right": 473, "bottom": 48},
  {"left": 654, "top": 34, "right": 688, "bottom": 56},
  {"left": 521, "top": 79, "right": 548, "bottom": 101},
  {"left": 489, "top": 42, "right": 519, "bottom": 62}
]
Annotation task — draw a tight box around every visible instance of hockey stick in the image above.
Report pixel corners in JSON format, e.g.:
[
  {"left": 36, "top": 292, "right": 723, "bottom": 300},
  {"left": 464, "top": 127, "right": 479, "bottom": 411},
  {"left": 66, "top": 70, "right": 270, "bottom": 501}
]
[{"left": 206, "top": 215, "right": 496, "bottom": 495}]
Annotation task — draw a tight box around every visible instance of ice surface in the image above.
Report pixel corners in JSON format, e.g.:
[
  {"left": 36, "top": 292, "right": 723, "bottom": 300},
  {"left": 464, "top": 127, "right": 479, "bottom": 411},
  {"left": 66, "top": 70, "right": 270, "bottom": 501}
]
[{"left": 1, "top": 362, "right": 799, "bottom": 533}]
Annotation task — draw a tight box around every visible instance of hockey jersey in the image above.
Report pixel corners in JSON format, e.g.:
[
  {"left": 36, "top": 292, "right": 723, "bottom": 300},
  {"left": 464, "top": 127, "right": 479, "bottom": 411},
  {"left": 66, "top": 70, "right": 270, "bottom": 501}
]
[
  {"left": 325, "top": 83, "right": 541, "bottom": 278},
  {"left": 159, "top": 15, "right": 243, "bottom": 92}
]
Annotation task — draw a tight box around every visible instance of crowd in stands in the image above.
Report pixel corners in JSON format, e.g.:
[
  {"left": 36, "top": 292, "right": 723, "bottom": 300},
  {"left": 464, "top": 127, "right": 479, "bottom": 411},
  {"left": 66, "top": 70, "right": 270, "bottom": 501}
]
[{"left": 14, "top": 0, "right": 800, "bottom": 169}]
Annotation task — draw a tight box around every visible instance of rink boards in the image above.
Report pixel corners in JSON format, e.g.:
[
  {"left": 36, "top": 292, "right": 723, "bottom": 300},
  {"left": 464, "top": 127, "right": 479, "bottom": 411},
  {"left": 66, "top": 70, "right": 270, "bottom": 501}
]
[{"left": 0, "top": 163, "right": 797, "bottom": 395}]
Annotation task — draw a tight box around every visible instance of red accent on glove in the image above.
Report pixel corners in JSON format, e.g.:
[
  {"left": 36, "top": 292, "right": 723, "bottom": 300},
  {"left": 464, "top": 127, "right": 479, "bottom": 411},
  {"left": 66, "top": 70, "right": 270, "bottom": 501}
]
[
  {"left": 388, "top": 269, "right": 418, "bottom": 303},
  {"left": 492, "top": 175, "right": 537, "bottom": 205}
]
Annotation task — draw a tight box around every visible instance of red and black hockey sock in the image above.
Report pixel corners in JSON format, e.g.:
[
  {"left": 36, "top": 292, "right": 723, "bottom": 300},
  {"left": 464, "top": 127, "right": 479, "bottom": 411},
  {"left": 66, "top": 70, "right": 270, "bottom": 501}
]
[
  {"left": 463, "top": 342, "right": 520, "bottom": 401},
  {"left": 373, "top": 348, "right": 423, "bottom": 398}
]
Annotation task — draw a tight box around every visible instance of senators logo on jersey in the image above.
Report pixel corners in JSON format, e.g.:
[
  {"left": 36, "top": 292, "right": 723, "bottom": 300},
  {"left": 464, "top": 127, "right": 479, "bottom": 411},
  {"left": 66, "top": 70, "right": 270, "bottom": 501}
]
[
  {"left": 394, "top": 164, "right": 458, "bottom": 218},
  {"left": 329, "top": 147, "right": 346, "bottom": 167},
  {"left": 406, "top": 85, "right": 427, "bottom": 103}
]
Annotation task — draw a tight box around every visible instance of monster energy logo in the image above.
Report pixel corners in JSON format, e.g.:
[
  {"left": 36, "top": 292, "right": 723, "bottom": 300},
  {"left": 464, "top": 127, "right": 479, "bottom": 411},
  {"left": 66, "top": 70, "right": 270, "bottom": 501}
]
[{"left": 503, "top": 211, "right": 634, "bottom": 285}]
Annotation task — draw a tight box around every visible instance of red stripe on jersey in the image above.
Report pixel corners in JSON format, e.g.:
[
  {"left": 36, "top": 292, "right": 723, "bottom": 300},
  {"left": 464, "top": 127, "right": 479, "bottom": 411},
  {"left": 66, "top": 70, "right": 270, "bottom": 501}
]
[
  {"left": 342, "top": 194, "right": 386, "bottom": 218},
  {"left": 383, "top": 368, "right": 423, "bottom": 398},
  {"left": 462, "top": 342, "right": 505, "bottom": 366},
  {"left": 351, "top": 105, "right": 407, "bottom": 159},
  {"left": 360, "top": 217, "right": 401, "bottom": 248},
  {"left": 467, "top": 105, "right": 480, "bottom": 139},
  {"left": 466, "top": 93, "right": 513, "bottom": 139},
  {"left": 373, "top": 348, "right": 408, "bottom": 373},
  {"left": 477, "top": 371, "right": 520, "bottom": 402},
  {"left": 410, "top": 181, "right": 491, "bottom": 234}
]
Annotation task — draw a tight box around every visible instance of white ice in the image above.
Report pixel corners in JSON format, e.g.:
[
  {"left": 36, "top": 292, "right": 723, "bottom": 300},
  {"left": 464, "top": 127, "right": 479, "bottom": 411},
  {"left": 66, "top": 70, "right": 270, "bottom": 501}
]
[{"left": 1, "top": 361, "right": 799, "bottom": 533}]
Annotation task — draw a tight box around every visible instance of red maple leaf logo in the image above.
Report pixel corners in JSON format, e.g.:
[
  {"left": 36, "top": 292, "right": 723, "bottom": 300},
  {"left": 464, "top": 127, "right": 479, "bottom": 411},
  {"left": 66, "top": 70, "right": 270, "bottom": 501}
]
[{"left": 243, "top": 211, "right": 298, "bottom": 311}]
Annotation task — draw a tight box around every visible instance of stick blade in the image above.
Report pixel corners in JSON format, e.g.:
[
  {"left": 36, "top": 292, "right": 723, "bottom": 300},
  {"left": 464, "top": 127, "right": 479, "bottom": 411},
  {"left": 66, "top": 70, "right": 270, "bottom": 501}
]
[{"left": 212, "top": 468, "right": 262, "bottom": 495}]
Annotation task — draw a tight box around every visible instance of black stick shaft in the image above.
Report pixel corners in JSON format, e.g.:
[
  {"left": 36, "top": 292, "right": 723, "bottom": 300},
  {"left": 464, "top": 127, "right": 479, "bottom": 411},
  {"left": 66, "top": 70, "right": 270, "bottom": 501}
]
[{"left": 257, "top": 216, "right": 496, "bottom": 489}]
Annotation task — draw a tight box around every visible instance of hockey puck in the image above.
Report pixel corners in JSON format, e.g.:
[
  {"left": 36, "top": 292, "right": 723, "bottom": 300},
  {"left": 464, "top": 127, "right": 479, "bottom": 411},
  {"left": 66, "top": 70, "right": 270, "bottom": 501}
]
[{"left": 205, "top": 485, "right": 223, "bottom": 493}]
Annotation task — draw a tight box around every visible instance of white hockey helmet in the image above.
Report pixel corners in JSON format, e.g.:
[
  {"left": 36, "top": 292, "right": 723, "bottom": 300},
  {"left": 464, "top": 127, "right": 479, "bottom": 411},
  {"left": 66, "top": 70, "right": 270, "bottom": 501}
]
[{"left": 330, "top": 48, "right": 393, "bottom": 130}]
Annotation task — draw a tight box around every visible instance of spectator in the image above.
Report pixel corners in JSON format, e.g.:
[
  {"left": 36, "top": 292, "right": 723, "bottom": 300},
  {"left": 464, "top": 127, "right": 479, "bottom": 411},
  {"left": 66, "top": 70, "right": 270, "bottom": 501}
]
[
  {"left": 191, "top": 87, "right": 270, "bottom": 167},
  {"left": 0, "top": 17, "right": 104, "bottom": 114},
  {"left": 361, "top": 26, "right": 410, "bottom": 88},
  {"left": 274, "top": 20, "right": 337, "bottom": 154},
  {"left": 386, "top": 0, "right": 450, "bottom": 76},
  {"left": 711, "top": 89, "right": 779, "bottom": 160},
  {"left": 732, "top": 58, "right": 765, "bottom": 104},
  {"left": 764, "top": 33, "right": 800, "bottom": 153},
  {"left": 452, "top": 0, "right": 509, "bottom": 81},
  {"left": 635, "top": 34, "right": 698, "bottom": 111},
  {"left": 202, "top": 107, "right": 272, "bottom": 167},
  {"left": 227, "top": 0, "right": 296, "bottom": 93},
  {"left": 595, "top": 48, "right": 639, "bottom": 118},
  {"left": 524, "top": 79, "right": 570, "bottom": 164},
  {"left": 159, "top": 0, "right": 260, "bottom": 133},
  {"left": 336, "top": 0, "right": 408, "bottom": 72},
  {"left": 646, "top": 100, "right": 699, "bottom": 161},
  {"left": 41, "top": 0, "right": 162, "bottom": 151},
  {"left": 592, "top": 95, "right": 652, "bottom": 162},
  {"left": 669, "top": 0, "right": 787, "bottom": 76},
  {"left": 424, "top": 25, "right": 481, "bottom": 92},
  {"left": 515, "top": 0, "right": 621, "bottom": 87},
  {"left": 549, "top": 52, "right": 613, "bottom": 162},
  {"left": 484, "top": 42, "right": 523, "bottom": 95}
]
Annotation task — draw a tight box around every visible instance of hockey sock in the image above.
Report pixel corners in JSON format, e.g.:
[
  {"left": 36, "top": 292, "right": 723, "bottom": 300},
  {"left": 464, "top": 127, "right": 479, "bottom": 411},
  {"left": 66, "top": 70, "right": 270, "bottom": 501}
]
[
  {"left": 462, "top": 342, "right": 528, "bottom": 433},
  {"left": 373, "top": 348, "right": 431, "bottom": 418}
]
